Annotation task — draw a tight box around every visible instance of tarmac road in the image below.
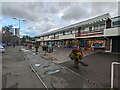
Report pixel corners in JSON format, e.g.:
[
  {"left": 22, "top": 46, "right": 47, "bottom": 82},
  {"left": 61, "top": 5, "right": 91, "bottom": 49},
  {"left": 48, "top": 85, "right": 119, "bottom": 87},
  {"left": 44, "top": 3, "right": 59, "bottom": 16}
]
[{"left": 2, "top": 46, "right": 45, "bottom": 88}]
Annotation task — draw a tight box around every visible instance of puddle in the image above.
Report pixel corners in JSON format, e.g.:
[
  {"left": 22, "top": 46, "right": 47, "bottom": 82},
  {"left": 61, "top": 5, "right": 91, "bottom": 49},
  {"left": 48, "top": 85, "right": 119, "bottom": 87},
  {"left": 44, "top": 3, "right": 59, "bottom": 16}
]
[
  {"left": 21, "top": 49, "right": 30, "bottom": 52},
  {"left": 34, "top": 64, "right": 40, "bottom": 67},
  {"left": 43, "top": 65, "right": 50, "bottom": 68},
  {"left": 33, "top": 53, "right": 36, "bottom": 55},
  {"left": 44, "top": 69, "right": 60, "bottom": 75}
]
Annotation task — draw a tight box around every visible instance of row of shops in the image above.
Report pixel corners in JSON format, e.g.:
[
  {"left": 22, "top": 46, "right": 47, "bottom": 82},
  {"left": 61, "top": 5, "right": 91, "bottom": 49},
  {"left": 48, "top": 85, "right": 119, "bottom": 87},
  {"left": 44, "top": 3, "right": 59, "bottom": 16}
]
[
  {"left": 36, "top": 14, "right": 120, "bottom": 53},
  {"left": 40, "top": 38, "right": 106, "bottom": 50},
  {"left": 39, "top": 35, "right": 119, "bottom": 53}
]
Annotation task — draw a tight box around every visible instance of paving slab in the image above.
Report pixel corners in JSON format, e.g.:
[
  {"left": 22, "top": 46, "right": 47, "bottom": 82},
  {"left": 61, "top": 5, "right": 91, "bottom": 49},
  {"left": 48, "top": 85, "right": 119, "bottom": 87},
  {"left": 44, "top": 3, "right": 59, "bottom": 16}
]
[
  {"left": 2, "top": 47, "right": 45, "bottom": 88},
  {"left": 22, "top": 48, "right": 103, "bottom": 88},
  {"left": 38, "top": 46, "right": 97, "bottom": 64},
  {"left": 60, "top": 52, "right": 120, "bottom": 88}
]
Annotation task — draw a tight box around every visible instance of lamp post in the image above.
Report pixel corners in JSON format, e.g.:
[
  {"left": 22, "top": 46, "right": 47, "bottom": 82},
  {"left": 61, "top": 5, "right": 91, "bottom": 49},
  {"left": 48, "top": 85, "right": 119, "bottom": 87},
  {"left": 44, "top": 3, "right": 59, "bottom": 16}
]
[{"left": 13, "top": 18, "right": 25, "bottom": 50}]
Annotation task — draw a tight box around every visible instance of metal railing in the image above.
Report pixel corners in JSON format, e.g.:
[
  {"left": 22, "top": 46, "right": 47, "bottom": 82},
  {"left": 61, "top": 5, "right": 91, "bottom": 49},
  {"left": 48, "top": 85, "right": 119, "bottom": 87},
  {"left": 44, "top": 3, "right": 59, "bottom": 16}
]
[{"left": 111, "top": 62, "right": 120, "bottom": 89}]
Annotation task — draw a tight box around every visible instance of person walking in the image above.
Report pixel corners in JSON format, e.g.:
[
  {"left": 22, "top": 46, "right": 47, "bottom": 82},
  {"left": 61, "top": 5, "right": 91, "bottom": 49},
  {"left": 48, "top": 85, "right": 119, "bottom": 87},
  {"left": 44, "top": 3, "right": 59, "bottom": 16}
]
[
  {"left": 42, "top": 45, "right": 48, "bottom": 55},
  {"left": 29, "top": 44, "right": 33, "bottom": 49},
  {"left": 69, "top": 45, "right": 83, "bottom": 68},
  {"left": 35, "top": 43, "right": 39, "bottom": 54},
  {"left": 13, "top": 44, "right": 16, "bottom": 48}
]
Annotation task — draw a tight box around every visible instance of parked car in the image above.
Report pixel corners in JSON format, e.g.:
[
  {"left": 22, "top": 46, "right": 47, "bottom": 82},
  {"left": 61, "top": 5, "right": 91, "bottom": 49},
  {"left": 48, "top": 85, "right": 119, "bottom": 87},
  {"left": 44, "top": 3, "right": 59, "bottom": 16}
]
[
  {"left": 0, "top": 45, "right": 5, "bottom": 53},
  {"left": 0, "top": 43, "right": 5, "bottom": 48}
]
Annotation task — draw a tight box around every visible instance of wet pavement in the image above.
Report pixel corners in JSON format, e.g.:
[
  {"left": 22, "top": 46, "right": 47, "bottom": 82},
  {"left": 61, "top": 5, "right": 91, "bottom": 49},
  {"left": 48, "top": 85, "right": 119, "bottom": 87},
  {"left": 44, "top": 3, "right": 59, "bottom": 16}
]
[
  {"left": 0, "top": 53, "right": 2, "bottom": 90},
  {"left": 60, "top": 52, "right": 120, "bottom": 88},
  {"left": 2, "top": 46, "right": 119, "bottom": 89},
  {"left": 2, "top": 47, "right": 45, "bottom": 88},
  {"left": 22, "top": 47, "right": 103, "bottom": 88},
  {"left": 26, "top": 46, "right": 120, "bottom": 89},
  {"left": 37, "top": 46, "right": 96, "bottom": 64}
]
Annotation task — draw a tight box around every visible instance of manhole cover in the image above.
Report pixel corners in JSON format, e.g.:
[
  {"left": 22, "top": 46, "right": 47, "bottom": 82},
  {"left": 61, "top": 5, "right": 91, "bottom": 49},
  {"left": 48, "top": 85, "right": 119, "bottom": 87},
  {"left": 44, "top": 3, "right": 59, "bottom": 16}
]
[{"left": 44, "top": 69, "right": 60, "bottom": 75}]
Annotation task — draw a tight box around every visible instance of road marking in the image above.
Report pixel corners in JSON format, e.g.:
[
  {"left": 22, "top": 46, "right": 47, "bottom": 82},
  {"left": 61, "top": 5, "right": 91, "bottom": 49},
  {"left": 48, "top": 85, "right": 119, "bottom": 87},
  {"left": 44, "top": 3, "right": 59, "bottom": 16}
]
[{"left": 22, "top": 52, "right": 48, "bottom": 89}]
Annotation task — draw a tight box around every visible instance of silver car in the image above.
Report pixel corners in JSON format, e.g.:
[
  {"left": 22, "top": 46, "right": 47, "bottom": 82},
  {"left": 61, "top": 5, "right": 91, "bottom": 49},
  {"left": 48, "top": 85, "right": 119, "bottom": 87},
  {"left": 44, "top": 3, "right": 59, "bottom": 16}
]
[{"left": 0, "top": 45, "right": 5, "bottom": 53}]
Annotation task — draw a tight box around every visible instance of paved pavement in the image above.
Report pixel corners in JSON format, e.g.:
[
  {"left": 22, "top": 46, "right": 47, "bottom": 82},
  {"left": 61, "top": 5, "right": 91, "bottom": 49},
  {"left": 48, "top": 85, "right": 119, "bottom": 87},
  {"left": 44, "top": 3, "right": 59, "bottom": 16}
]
[
  {"left": 21, "top": 47, "right": 102, "bottom": 88},
  {"left": 60, "top": 52, "right": 120, "bottom": 88},
  {"left": 2, "top": 46, "right": 45, "bottom": 88},
  {"left": 31, "top": 46, "right": 120, "bottom": 89},
  {"left": 0, "top": 53, "right": 2, "bottom": 90},
  {"left": 37, "top": 46, "right": 97, "bottom": 64},
  {"left": 2, "top": 46, "right": 120, "bottom": 89}
]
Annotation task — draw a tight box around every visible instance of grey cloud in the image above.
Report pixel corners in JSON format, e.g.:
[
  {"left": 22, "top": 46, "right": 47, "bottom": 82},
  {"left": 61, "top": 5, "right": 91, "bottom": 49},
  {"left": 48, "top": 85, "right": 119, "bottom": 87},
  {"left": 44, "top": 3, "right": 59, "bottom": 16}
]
[
  {"left": 2, "top": 2, "right": 39, "bottom": 21},
  {"left": 1, "top": 2, "right": 118, "bottom": 37},
  {"left": 61, "top": 2, "right": 118, "bottom": 22},
  {"left": 2, "top": 2, "right": 51, "bottom": 22},
  {"left": 62, "top": 3, "right": 89, "bottom": 21},
  {"left": 89, "top": 2, "right": 118, "bottom": 17}
]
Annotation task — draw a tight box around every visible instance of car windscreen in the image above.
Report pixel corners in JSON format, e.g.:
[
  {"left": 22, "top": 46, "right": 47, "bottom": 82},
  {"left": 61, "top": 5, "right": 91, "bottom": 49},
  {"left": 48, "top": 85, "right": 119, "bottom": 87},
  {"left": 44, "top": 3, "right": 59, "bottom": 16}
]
[{"left": 0, "top": 45, "right": 4, "bottom": 48}]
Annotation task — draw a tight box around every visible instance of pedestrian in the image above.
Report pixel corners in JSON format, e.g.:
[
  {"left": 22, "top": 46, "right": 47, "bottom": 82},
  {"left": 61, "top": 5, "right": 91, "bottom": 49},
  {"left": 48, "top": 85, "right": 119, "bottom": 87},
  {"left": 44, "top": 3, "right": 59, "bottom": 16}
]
[
  {"left": 29, "top": 44, "right": 32, "bottom": 49},
  {"left": 35, "top": 44, "right": 39, "bottom": 54},
  {"left": 13, "top": 44, "right": 16, "bottom": 48},
  {"left": 69, "top": 45, "right": 83, "bottom": 68},
  {"left": 43, "top": 45, "right": 48, "bottom": 55}
]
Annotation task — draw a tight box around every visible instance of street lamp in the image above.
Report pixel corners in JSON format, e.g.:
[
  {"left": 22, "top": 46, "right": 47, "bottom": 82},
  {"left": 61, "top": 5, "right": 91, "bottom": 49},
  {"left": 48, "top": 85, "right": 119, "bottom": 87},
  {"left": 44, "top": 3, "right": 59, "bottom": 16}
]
[{"left": 13, "top": 17, "right": 25, "bottom": 50}]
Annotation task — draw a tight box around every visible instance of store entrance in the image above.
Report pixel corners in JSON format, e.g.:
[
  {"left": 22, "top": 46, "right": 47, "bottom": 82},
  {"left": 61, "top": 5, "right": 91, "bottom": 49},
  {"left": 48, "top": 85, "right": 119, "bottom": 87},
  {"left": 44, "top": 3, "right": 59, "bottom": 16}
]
[{"left": 112, "top": 36, "right": 120, "bottom": 53}]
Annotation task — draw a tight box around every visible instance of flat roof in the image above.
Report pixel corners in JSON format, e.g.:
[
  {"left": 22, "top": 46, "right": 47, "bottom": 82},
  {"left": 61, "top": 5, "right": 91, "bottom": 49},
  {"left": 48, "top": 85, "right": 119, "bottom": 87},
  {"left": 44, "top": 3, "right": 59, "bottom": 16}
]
[{"left": 36, "top": 13, "right": 111, "bottom": 37}]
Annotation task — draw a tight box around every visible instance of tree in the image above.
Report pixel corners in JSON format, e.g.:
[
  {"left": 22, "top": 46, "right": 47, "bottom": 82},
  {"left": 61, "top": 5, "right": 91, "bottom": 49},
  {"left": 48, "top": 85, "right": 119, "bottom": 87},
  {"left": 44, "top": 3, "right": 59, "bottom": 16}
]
[
  {"left": 21, "top": 35, "right": 32, "bottom": 44},
  {"left": 2, "top": 25, "right": 13, "bottom": 45}
]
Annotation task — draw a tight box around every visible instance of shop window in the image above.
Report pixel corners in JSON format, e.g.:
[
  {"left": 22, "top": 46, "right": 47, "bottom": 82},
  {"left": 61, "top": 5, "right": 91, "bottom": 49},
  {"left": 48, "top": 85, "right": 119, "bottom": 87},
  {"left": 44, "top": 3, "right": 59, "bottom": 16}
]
[
  {"left": 80, "top": 27, "right": 85, "bottom": 33},
  {"left": 75, "top": 30, "right": 78, "bottom": 33},
  {"left": 89, "top": 27, "right": 92, "bottom": 32},
  {"left": 78, "top": 27, "right": 81, "bottom": 33},
  {"left": 80, "top": 29, "right": 85, "bottom": 33},
  {"left": 113, "top": 21, "right": 120, "bottom": 27},
  {"left": 59, "top": 31, "right": 63, "bottom": 35},
  {"left": 98, "top": 25, "right": 101, "bottom": 30},
  {"left": 94, "top": 25, "right": 98, "bottom": 31},
  {"left": 106, "top": 18, "right": 111, "bottom": 29},
  {"left": 100, "top": 24, "right": 105, "bottom": 29},
  {"left": 72, "top": 30, "right": 76, "bottom": 34},
  {"left": 55, "top": 33, "right": 59, "bottom": 36},
  {"left": 63, "top": 31, "right": 65, "bottom": 35},
  {"left": 65, "top": 31, "right": 71, "bottom": 35}
]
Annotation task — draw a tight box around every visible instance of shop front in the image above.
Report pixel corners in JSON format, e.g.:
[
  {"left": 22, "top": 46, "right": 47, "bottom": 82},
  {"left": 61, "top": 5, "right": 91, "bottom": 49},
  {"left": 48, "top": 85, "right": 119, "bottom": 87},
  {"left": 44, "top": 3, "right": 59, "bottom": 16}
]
[
  {"left": 64, "top": 39, "right": 79, "bottom": 48},
  {"left": 79, "top": 38, "right": 105, "bottom": 50}
]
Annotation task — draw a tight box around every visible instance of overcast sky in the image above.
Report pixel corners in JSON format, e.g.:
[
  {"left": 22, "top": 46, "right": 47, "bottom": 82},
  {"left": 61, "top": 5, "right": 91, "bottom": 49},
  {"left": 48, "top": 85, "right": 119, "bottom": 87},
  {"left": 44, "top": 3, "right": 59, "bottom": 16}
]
[{"left": 1, "top": 1, "right": 119, "bottom": 37}]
